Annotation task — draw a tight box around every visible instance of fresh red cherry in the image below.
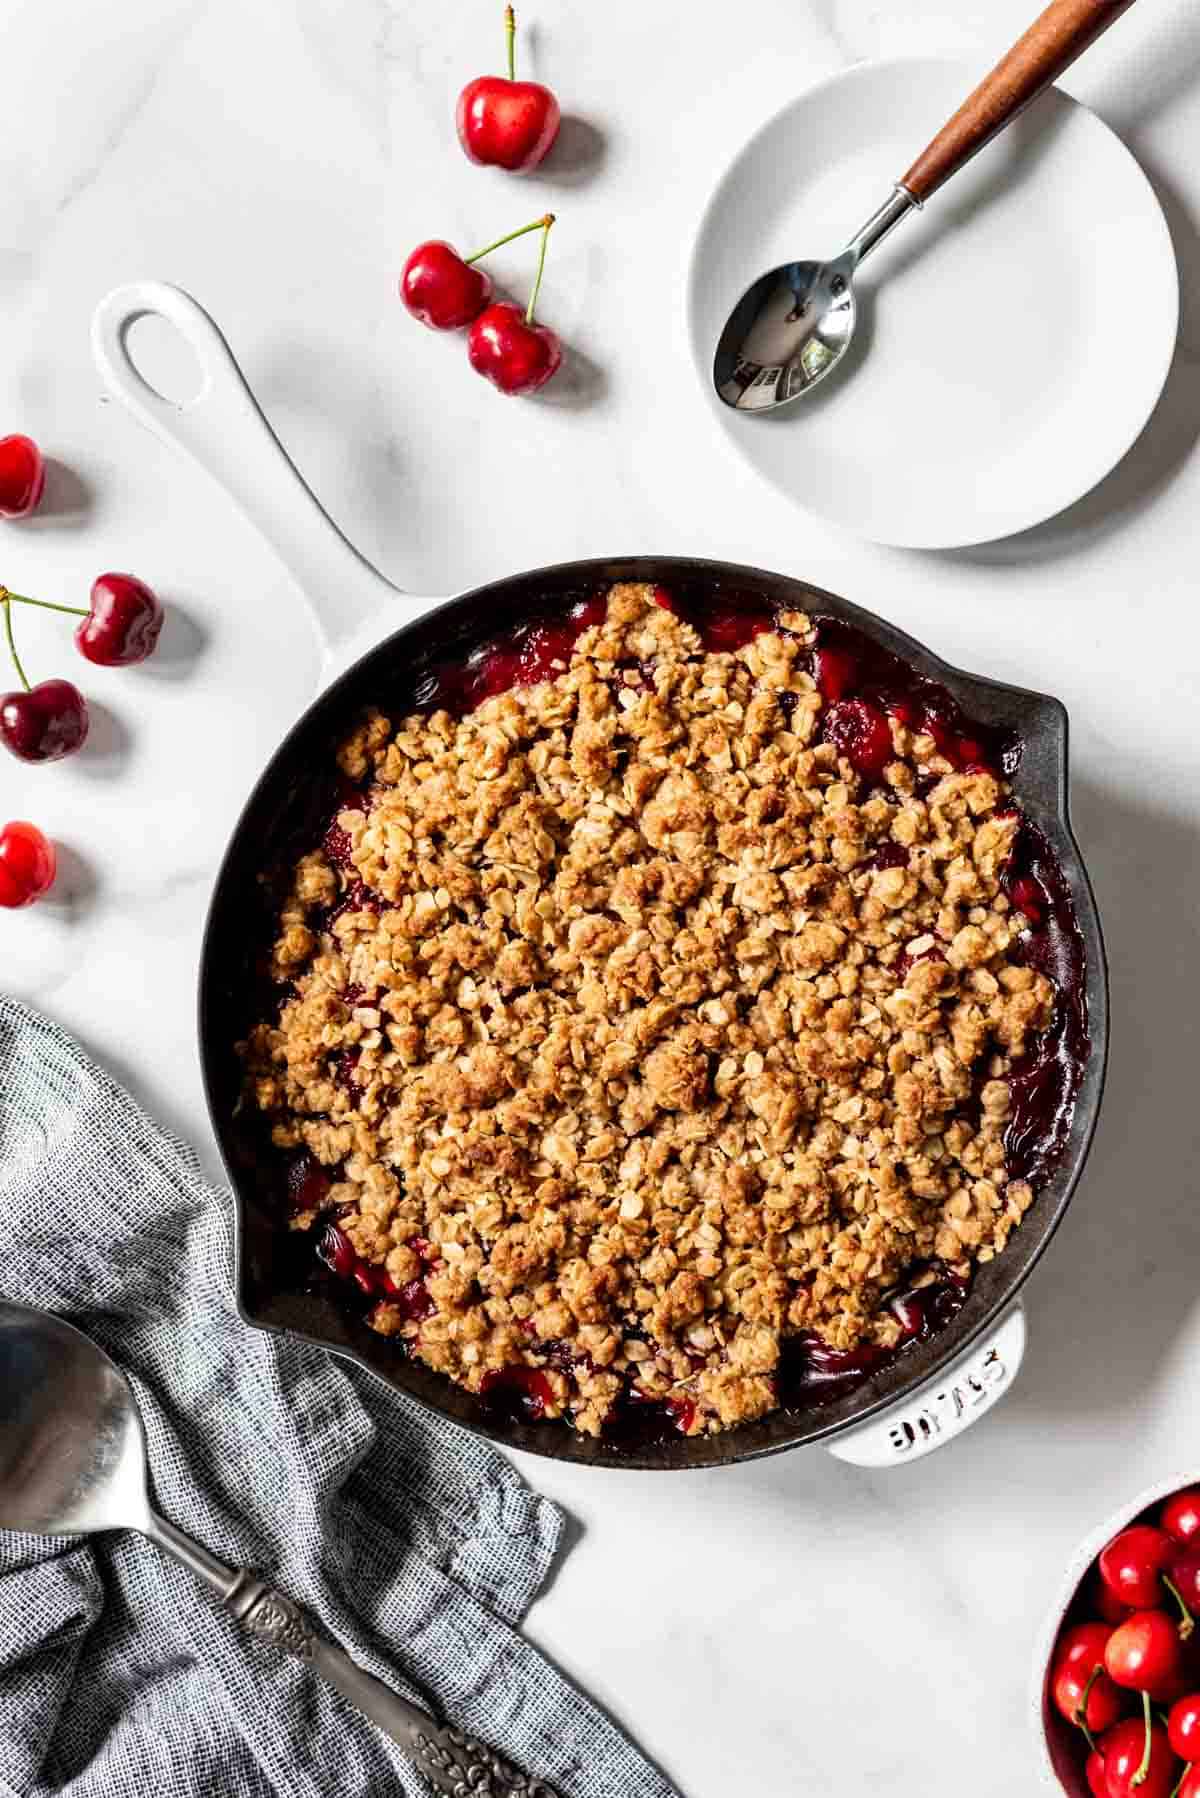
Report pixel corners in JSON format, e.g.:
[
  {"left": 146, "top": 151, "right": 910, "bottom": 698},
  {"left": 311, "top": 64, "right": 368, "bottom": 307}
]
[
  {"left": 75, "top": 573, "right": 163, "bottom": 667},
  {"left": 0, "top": 434, "right": 45, "bottom": 518},
  {"left": 1051, "top": 1656, "right": 1126, "bottom": 1735},
  {"left": 1093, "top": 1578, "right": 1134, "bottom": 1627},
  {"left": 1168, "top": 1693, "right": 1200, "bottom": 1759},
  {"left": 457, "top": 78, "right": 560, "bottom": 174},
  {"left": 456, "top": 6, "right": 560, "bottom": 173},
  {"left": 0, "top": 820, "right": 56, "bottom": 908},
  {"left": 1164, "top": 1492, "right": 1200, "bottom": 1547},
  {"left": 1098, "top": 1714, "right": 1176, "bottom": 1798},
  {"left": 468, "top": 300, "right": 562, "bottom": 395},
  {"left": 0, "top": 679, "right": 89, "bottom": 763},
  {"left": 0, "top": 590, "right": 89, "bottom": 761},
  {"left": 1085, "top": 1749, "right": 1108, "bottom": 1798},
  {"left": 466, "top": 212, "right": 561, "bottom": 396},
  {"left": 1051, "top": 1625, "right": 1120, "bottom": 1732},
  {"left": 1168, "top": 1550, "right": 1200, "bottom": 1616},
  {"left": 401, "top": 241, "right": 492, "bottom": 331},
  {"left": 1100, "top": 1526, "right": 1176, "bottom": 1610},
  {"left": 1058, "top": 1622, "right": 1115, "bottom": 1676},
  {"left": 400, "top": 213, "right": 555, "bottom": 333},
  {"left": 1179, "top": 1766, "right": 1200, "bottom": 1798},
  {"left": 823, "top": 697, "right": 893, "bottom": 777},
  {"left": 1105, "top": 1610, "right": 1186, "bottom": 1699}
]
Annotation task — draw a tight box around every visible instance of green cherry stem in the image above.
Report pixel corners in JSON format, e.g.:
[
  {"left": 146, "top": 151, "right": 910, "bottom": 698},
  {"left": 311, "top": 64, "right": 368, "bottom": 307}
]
[
  {"left": 0, "top": 592, "right": 31, "bottom": 693},
  {"left": 464, "top": 212, "right": 555, "bottom": 267},
  {"left": 526, "top": 214, "right": 554, "bottom": 325},
  {"left": 504, "top": 4, "right": 516, "bottom": 79},
  {"left": 1171, "top": 1765, "right": 1194, "bottom": 1798},
  {"left": 1132, "top": 1689, "right": 1152, "bottom": 1789},
  {"left": 1075, "top": 1665, "right": 1102, "bottom": 1753},
  {"left": 4, "top": 590, "right": 88, "bottom": 618},
  {"left": 1166, "top": 1575, "right": 1196, "bottom": 1640}
]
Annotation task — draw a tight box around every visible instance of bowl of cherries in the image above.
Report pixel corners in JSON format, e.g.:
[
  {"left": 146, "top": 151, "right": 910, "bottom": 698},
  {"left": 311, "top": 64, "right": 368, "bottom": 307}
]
[{"left": 1038, "top": 1477, "right": 1200, "bottom": 1796}]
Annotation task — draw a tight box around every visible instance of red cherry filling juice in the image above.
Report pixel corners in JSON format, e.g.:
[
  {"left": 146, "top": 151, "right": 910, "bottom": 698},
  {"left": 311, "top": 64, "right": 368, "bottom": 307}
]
[
  {"left": 600, "top": 1385, "right": 698, "bottom": 1449},
  {"left": 286, "top": 1152, "right": 331, "bottom": 1214},
  {"left": 776, "top": 1265, "right": 971, "bottom": 1409},
  {"left": 415, "top": 594, "right": 608, "bottom": 715},
  {"left": 314, "top": 1223, "right": 436, "bottom": 1331},
  {"left": 480, "top": 1364, "right": 556, "bottom": 1426},
  {"left": 1000, "top": 817, "right": 1089, "bottom": 1187},
  {"left": 288, "top": 582, "right": 1088, "bottom": 1438}
]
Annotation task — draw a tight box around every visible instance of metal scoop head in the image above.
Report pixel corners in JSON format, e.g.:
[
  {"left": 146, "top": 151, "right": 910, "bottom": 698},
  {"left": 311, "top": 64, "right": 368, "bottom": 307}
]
[{"left": 0, "top": 1301, "right": 151, "bottom": 1536}]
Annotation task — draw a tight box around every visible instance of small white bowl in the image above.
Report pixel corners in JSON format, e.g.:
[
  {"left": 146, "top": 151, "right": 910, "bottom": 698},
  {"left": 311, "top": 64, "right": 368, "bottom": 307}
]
[
  {"left": 687, "top": 56, "right": 1179, "bottom": 549},
  {"left": 1031, "top": 1470, "right": 1200, "bottom": 1793}
]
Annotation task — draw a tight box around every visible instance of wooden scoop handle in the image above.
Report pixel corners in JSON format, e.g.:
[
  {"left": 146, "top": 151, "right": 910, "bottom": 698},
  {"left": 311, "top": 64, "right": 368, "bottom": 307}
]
[{"left": 900, "top": 0, "right": 1138, "bottom": 203}]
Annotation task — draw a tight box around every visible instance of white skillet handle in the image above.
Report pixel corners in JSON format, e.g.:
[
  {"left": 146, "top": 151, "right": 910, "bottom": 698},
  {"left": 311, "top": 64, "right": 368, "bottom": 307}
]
[
  {"left": 91, "top": 281, "right": 399, "bottom": 651},
  {"left": 826, "top": 1304, "right": 1026, "bottom": 1467}
]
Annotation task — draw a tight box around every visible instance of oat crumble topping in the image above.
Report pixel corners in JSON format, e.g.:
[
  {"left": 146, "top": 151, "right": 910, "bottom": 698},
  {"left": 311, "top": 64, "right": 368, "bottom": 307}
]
[{"left": 242, "top": 584, "right": 1055, "bottom": 1438}]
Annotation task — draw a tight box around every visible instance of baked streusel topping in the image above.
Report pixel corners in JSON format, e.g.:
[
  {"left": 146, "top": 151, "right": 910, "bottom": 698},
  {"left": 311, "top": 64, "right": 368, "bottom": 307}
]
[{"left": 243, "top": 583, "right": 1055, "bottom": 1438}]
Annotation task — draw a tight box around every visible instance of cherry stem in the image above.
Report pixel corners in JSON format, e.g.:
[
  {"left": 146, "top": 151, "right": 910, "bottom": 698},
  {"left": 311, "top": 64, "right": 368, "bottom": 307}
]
[
  {"left": 465, "top": 213, "right": 555, "bottom": 267},
  {"left": 1171, "top": 1766, "right": 1193, "bottom": 1798},
  {"left": 3, "top": 590, "right": 88, "bottom": 619},
  {"left": 1075, "top": 1665, "right": 1102, "bottom": 1753},
  {"left": 1132, "top": 1690, "right": 1152, "bottom": 1789},
  {"left": 526, "top": 214, "right": 554, "bottom": 326},
  {"left": 1166, "top": 1576, "right": 1196, "bottom": 1641},
  {"left": 0, "top": 592, "right": 31, "bottom": 694},
  {"left": 505, "top": 4, "right": 516, "bottom": 79}
]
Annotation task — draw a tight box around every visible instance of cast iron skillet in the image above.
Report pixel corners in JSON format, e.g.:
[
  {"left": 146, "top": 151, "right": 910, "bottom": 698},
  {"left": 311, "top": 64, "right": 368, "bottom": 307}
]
[
  {"left": 93, "top": 286, "right": 1109, "bottom": 1471},
  {"left": 198, "top": 558, "right": 1108, "bottom": 1470}
]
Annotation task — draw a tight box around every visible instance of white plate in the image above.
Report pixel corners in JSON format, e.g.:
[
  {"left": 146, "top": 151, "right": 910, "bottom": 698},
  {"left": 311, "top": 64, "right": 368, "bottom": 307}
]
[{"left": 687, "top": 57, "right": 1178, "bottom": 549}]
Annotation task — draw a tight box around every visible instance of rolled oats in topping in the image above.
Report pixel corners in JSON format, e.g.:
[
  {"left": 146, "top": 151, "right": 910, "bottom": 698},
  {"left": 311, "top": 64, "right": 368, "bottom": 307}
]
[{"left": 242, "top": 583, "right": 1057, "bottom": 1439}]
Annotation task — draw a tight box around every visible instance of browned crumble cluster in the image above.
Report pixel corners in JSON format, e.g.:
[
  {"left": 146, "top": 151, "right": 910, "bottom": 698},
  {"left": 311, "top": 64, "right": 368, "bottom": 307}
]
[{"left": 242, "top": 584, "right": 1053, "bottom": 1437}]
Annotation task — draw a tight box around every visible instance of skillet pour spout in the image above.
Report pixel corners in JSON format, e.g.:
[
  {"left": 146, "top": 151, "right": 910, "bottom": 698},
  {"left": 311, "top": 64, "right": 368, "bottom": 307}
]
[{"left": 199, "top": 555, "right": 1108, "bottom": 1472}]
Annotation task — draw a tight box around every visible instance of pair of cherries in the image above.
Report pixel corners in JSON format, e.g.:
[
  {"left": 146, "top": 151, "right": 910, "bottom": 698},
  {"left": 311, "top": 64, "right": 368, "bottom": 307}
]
[
  {"left": 402, "top": 214, "right": 562, "bottom": 395},
  {"left": 402, "top": 9, "right": 563, "bottom": 393},
  {"left": 1051, "top": 1489, "right": 1200, "bottom": 1797},
  {"left": 0, "top": 433, "right": 163, "bottom": 765},
  {"left": 0, "top": 573, "right": 163, "bottom": 764}
]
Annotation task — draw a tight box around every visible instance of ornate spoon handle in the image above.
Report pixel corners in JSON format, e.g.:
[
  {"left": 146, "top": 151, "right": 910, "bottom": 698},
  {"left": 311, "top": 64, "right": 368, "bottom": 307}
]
[{"left": 144, "top": 1510, "right": 560, "bottom": 1798}]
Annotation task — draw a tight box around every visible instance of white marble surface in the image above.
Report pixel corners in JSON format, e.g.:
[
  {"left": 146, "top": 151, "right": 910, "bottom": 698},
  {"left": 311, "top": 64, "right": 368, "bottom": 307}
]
[{"left": 4, "top": 0, "right": 1200, "bottom": 1791}]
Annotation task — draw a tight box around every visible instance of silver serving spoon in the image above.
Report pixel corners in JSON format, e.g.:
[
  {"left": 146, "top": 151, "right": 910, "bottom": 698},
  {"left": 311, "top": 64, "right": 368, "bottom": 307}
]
[
  {"left": 714, "top": 0, "right": 1138, "bottom": 411},
  {"left": 0, "top": 1302, "right": 559, "bottom": 1798}
]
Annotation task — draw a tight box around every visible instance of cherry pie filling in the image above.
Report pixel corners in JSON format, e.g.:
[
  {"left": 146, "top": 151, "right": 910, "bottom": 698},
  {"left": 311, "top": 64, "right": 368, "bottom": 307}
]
[{"left": 246, "top": 583, "right": 1088, "bottom": 1446}]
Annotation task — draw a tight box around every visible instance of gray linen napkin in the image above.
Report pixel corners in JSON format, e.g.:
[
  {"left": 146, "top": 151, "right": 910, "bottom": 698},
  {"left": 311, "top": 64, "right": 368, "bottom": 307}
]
[{"left": 0, "top": 998, "right": 679, "bottom": 1798}]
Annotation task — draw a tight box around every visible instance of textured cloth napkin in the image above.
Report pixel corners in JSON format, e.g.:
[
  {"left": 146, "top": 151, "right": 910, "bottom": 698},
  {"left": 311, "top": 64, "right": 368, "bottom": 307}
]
[{"left": 0, "top": 999, "right": 678, "bottom": 1798}]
